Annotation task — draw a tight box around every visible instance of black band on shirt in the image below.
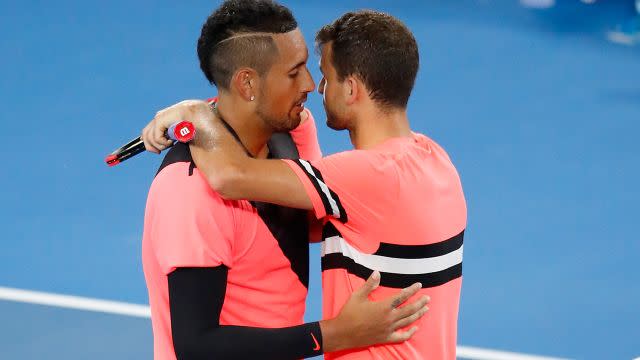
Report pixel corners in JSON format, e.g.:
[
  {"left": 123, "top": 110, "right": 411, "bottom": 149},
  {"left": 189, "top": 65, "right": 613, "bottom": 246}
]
[
  {"left": 291, "top": 159, "right": 347, "bottom": 223},
  {"left": 374, "top": 231, "right": 465, "bottom": 259},
  {"left": 168, "top": 267, "right": 323, "bottom": 360},
  {"left": 321, "top": 224, "right": 464, "bottom": 289},
  {"left": 321, "top": 254, "right": 463, "bottom": 289}
]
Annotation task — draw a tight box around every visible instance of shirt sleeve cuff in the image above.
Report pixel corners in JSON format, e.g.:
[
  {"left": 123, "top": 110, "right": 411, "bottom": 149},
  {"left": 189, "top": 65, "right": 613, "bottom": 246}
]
[{"left": 282, "top": 159, "right": 328, "bottom": 219}]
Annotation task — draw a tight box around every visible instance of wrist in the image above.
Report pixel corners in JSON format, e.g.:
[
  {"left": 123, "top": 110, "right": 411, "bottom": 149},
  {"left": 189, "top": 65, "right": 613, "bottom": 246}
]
[
  {"left": 319, "top": 318, "right": 349, "bottom": 353},
  {"left": 193, "top": 100, "right": 215, "bottom": 126},
  {"left": 189, "top": 105, "right": 217, "bottom": 150}
]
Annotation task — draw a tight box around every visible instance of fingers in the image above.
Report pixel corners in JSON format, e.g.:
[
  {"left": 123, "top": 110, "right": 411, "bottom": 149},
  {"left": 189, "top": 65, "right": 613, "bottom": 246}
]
[
  {"left": 354, "top": 271, "right": 381, "bottom": 299},
  {"left": 386, "top": 326, "right": 418, "bottom": 344},
  {"left": 393, "top": 295, "right": 430, "bottom": 320},
  {"left": 142, "top": 124, "right": 160, "bottom": 154},
  {"left": 384, "top": 282, "right": 422, "bottom": 310},
  {"left": 147, "top": 131, "right": 166, "bottom": 153},
  {"left": 142, "top": 103, "right": 189, "bottom": 154},
  {"left": 152, "top": 117, "right": 173, "bottom": 149},
  {"left": 147, "top": 117, "right": 171, "bottom": 152},
  {"left": 142, "top": 115, "right": 174, "bottom": 154},
  {"left": 392, "top": 304, "right": 429, "bottom": 330}
]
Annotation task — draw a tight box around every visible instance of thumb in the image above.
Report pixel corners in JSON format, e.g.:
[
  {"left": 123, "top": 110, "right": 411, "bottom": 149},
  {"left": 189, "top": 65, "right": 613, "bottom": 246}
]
[{"left": 356, "top": 270, "right": 380, "bottom": 298}]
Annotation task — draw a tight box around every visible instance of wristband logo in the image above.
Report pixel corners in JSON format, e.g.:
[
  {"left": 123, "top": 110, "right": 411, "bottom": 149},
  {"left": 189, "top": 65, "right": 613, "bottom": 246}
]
[{"left": 311, "top": 332, "right": 320, "bottom": 351}]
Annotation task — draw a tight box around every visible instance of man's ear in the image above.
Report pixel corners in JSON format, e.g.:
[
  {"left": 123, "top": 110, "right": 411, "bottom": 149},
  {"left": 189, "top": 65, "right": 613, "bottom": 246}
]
[
  {"left": 344, "top": 76, "right": 360, "bottom": 105},
  {"left": 231, "top": 68, "right": 259, "bottom": 102}
]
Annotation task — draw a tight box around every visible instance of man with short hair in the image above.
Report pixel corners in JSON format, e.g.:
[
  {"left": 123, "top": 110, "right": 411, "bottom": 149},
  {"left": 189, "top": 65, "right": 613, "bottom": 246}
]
[
  {"left": 141, "top": 1, "right": 428, "bottom": 359},
  {"left": 145, "top": 9, "right": 467, "bottom": 360}
]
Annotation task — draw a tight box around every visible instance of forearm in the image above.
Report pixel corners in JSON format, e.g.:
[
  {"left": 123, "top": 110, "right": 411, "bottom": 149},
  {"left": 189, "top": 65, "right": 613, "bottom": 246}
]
[
  {"left": 170, "top": 267, "right": 324, "bottom": 359},
  {"left": 175, "top": 322, "right": 324, "bottom": 360},
  {"left": 189, "top": 143, "right": 312, "bottom": 209},
  {"left": 224, "top": 157, "right": 312, "bottom": 209}
]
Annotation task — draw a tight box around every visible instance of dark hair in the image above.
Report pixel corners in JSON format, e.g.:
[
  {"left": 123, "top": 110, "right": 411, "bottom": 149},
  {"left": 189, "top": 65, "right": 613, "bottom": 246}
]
[
  {"left": 316, "top": 11, "right": 419, "bottom": 109},
  {"left": 197, "top": 0, "right": 298, "bottom": 89}
]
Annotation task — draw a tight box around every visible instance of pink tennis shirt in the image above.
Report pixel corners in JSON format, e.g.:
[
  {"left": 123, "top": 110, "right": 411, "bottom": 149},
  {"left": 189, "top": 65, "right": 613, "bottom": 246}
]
[
  {"left": 142, "top": 109, "right": 322, "bottom": 360},
  {"left": 285, "top": 133, "right": 467, "bottom": 360}
]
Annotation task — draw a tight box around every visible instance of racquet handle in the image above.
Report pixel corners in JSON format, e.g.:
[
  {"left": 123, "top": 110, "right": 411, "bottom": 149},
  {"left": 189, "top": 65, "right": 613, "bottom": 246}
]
[{"left": 105, "top": 121, "right": 195, "bottom": 167}]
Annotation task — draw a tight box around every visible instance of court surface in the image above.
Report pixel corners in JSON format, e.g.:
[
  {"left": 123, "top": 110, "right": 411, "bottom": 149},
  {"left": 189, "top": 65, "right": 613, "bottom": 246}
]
[{"left": 1, "top": 1, "right": 638, "bottom": 359}]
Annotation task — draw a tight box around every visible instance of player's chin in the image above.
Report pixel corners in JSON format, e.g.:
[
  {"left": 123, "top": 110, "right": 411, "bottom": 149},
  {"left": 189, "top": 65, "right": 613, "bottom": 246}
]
[
  {"left": 326, "top": 117, "right": 345, "bottom": 131},
  {"left": 287, "top": 107, "right": 304, "bottom": 127},
  {"left": 292, "top": 103, "right": 305, "bottom": 116}
]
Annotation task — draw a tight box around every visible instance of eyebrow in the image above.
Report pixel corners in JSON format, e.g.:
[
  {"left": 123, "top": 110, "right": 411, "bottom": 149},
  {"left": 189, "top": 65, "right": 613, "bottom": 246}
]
[{"left": 288, "top": 60, "right": 307, "bottom": 72}]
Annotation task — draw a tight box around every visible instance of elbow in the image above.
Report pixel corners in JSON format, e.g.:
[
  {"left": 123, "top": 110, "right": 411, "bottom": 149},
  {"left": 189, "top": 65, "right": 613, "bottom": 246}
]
[
  {"left": 173, "top": 335, "right": 204, "bottom": 360},
  {"left": 206, "top": 161, "right": 245, "bottom": 200},
  {"left": 173, "top": 334, "right": 235, "bottom": 360}
]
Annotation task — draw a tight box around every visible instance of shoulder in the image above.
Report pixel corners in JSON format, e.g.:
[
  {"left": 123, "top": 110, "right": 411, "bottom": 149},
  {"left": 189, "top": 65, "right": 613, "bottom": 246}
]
[
  {"left": 294, "top": 149, "right": 398, "bottom": 201},
  {"left": 412, "top": 132, "right": 453, "bottom": 162},
  {"left": 152, "top": 162, "right": 217, "bottom": 198},
  {"left": 315, "top": 149, "right": 393, "bottom": 177},
  {"left": 148, "top": 160, "right": 231, "bottom": 221},
  {"left": 146, "top": 162, "right": 238, "bottom": 252}
]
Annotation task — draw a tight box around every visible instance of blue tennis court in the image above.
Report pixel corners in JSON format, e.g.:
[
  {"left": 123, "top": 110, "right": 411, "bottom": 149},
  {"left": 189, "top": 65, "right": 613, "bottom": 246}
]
[{"left": 1, "top": 1, "right": 638, "bottom": 359}]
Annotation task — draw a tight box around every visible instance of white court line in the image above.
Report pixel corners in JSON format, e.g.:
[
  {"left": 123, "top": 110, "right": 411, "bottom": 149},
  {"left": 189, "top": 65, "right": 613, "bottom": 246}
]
[
  {"left": 0, "top": 286, "right": 150, "bottom": 318},
  {"left": 0, "top": 286, "right": 569, "bottom": 360},
  {"left": 457, "top": 346, "right": 569, "bottom": 360}
]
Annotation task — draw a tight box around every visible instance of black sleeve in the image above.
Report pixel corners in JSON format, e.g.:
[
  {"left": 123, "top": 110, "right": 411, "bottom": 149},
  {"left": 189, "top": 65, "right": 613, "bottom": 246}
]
[{"left": 168, "top": 267, "right": 324, "bottom": 360}]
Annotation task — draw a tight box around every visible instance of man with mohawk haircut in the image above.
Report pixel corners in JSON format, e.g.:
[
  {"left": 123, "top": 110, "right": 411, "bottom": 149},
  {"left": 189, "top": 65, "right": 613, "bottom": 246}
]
[{"left": 141, "top": 1, "right": 428, "bottom": 359}]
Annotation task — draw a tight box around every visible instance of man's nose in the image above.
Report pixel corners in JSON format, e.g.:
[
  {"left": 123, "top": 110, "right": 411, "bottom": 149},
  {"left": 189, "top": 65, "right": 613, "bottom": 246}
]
[
  {"left": 301, "top": 68, "right": 315, "bottom": 93},
  {"left": 318, "top": 78, "right": 325, "bottom": 95}
]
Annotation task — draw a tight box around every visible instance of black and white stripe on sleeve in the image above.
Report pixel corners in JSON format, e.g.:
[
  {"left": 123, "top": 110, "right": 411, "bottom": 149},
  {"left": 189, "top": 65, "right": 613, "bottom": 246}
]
[{"left": 292, "top": 159, "right": 347, "bottom": 223}]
